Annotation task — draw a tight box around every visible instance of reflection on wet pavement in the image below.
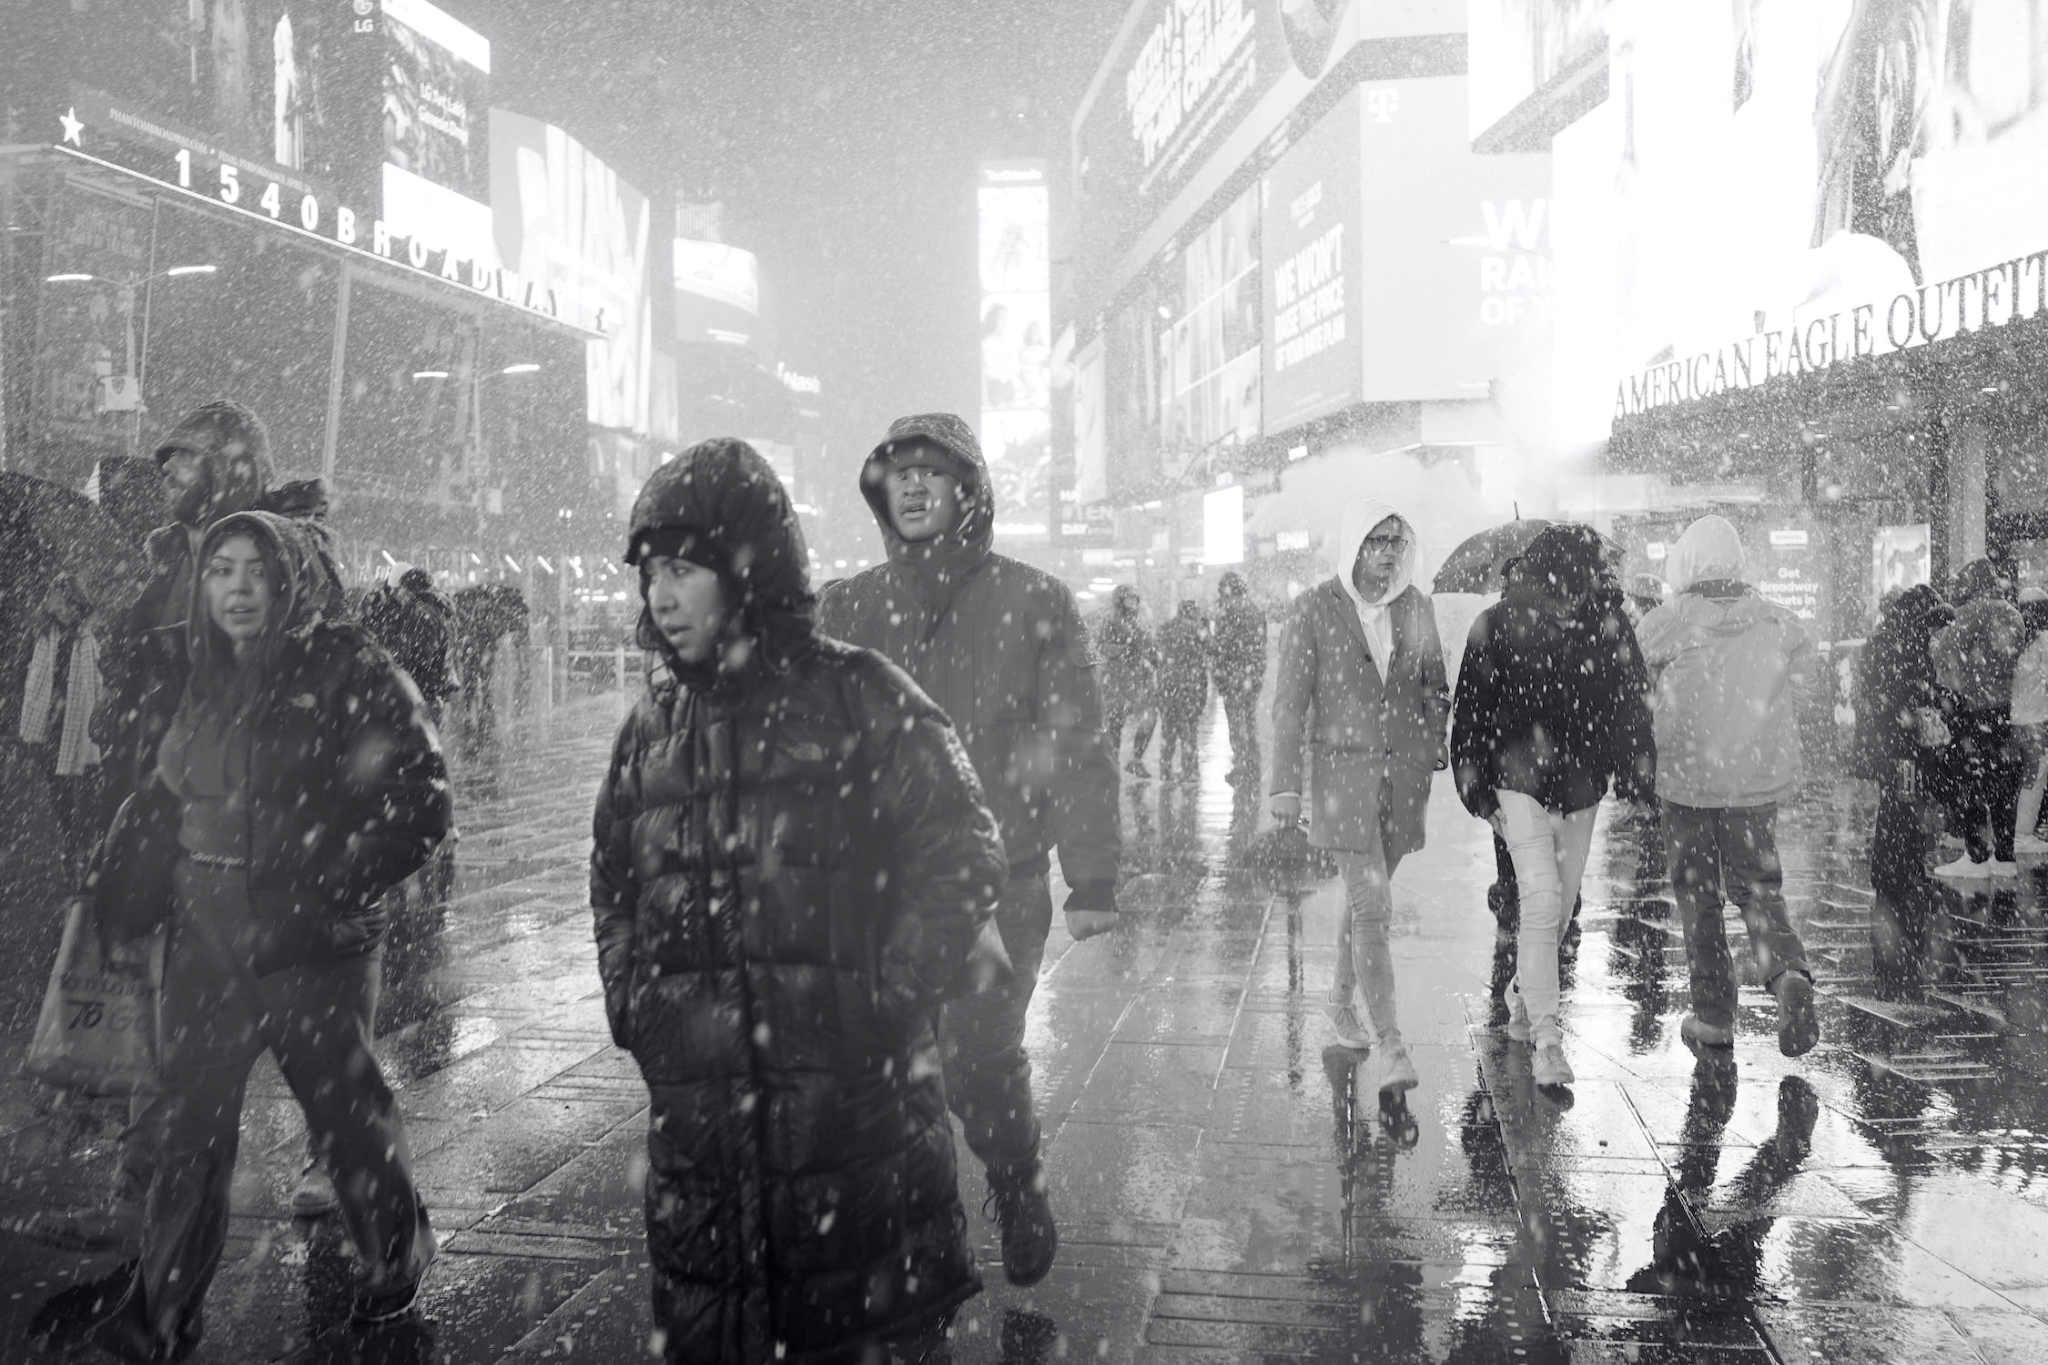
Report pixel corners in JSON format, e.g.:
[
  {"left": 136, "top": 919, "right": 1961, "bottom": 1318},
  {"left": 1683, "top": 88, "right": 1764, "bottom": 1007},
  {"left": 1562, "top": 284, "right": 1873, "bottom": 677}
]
[{"left": 6, "top": 692, "right": 2048, "bottom": 1361}]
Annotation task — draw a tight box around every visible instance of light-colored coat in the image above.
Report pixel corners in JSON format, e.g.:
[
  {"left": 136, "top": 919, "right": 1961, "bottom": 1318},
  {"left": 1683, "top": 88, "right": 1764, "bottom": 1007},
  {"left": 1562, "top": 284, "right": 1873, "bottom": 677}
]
[{"left": 1270, "top": 580, "right": 1448, "bottom": 856}]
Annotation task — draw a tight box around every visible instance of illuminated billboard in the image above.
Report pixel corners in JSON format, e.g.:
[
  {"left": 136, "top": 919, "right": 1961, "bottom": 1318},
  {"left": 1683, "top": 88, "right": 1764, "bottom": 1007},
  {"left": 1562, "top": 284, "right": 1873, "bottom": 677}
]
[
  {"left": 979, "top": 161, "right": 1052, "bottom": 527},
  {"left": 490, "top": 110, "right": 653, "bottom": 436},
  {"left": 1553, "top": 2, "right": 2048, "bottom": 436},
  {"left": 1263, "top": 87, "right": 1362, "bottom": 431},
  {"left": 673, "top": 240, "right": 760, "bottom": 347},
  {"left": 1162, "top": 186, "right": 1262, "bottom": 465},
  {"left": 380, "top": 0, "right": 493, "bottom": 265}
]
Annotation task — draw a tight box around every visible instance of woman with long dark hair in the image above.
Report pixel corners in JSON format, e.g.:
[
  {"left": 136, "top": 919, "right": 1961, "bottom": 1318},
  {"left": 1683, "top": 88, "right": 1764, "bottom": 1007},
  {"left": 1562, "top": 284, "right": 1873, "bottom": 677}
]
[{"left": 32, "top": 510, "right": 448, "bottom": 1359}]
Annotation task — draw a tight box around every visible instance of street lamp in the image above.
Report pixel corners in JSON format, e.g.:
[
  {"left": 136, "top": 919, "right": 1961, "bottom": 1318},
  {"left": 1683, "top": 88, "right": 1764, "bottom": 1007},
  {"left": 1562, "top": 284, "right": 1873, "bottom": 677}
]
[{"left": 44, "top": 265, "right": 218, "bottom": 423}]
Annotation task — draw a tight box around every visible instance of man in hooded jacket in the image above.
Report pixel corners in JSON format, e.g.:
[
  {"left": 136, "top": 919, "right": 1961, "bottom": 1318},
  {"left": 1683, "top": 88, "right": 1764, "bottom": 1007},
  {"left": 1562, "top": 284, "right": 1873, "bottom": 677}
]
[
  {"left": 1270, "top": 500, "right": 1449, "bottom": 1099},
  {"left": 818, "top": 412, "right": 1121, "bottom": 1288},
  {"left": 594, "top": 438, "right": 1006, "bottom": 1362},
  {"left": 1636, "top": 516, "right": 1818, "bottom": 1057}
]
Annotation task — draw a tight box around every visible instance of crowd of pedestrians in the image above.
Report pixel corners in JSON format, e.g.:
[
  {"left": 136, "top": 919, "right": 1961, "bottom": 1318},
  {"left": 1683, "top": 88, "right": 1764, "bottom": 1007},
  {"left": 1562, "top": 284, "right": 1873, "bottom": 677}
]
[{"left": 7, "top": 389, "right": 2045, "bottom": 1362}]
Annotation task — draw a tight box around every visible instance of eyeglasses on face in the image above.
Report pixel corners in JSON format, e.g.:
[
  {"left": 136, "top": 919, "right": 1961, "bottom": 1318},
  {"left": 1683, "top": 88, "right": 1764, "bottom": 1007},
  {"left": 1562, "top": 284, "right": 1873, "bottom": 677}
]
[{"left": 1361, "top": 534, "right": 1408, "bottom": 553}]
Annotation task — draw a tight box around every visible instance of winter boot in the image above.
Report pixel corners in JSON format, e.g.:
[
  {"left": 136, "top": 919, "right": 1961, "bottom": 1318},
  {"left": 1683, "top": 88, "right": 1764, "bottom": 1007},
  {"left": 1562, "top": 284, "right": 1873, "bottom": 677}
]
[{"left": 985, "top": 1160, "right": 1058, "bottom": 1288}]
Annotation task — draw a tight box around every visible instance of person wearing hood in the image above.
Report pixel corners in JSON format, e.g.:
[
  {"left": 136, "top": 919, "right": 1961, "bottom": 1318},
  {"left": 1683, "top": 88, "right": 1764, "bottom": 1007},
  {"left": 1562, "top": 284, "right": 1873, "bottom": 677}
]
[
  {"left": 1156, "top": 599, "right": 1211, "bottom": 783},
  {"left": 1212, "top": 571, "right": 1268, "bottom": 786},
  {"left": 817, "top": 413, "right": 1120, "bottom": 1287},
  {"left": 2012, "top": 587, "right": 2048, "bottom": 856},
  {"left": 1635, "top": 516, "right": 1819, "bottom": 1057},
  {"left": 593, "top": 439, "right": 1007, "bottom": 1362},
  {"left": 1852, "top": 584, "right": 1954, "bottom": 993},
  {"left": 1453, "top": 523, "right": 1655, "bottom": 1089},
  {"left": 1098, "top": 584, "right": 1161, "bottom": 776},
  {"left": 1929, "top": 564, "right": 2026, "bottom": 876},
  {"left": 31, "top": 511, "right": 448, "bottom": 1359},
  {"left": 1270, "top": 501, "right": 1449, "bottom": 1099}
]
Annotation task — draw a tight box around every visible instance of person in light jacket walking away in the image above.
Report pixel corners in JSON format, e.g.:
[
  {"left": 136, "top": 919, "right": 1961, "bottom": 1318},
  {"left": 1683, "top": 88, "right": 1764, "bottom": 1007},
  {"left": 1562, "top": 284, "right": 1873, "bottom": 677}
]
[
  {"left": 593, "top": 440, "right": 1007, "bottom": 1362},
  {"left": 1453, "top": 523, "right": 1655, "bottom": 1090},
  {"left": 819, "top": 412, "right": 1122, "bottom": 1288},
  {"left": 1635, "top": 516, "right": 1820, "bottom": 1057},
  {"left": 1270, "top": 500, "right": 1448, "bottom": 1100},
  {"left": 1212, "top": 571, "right": 1268, "bottom": 786}
]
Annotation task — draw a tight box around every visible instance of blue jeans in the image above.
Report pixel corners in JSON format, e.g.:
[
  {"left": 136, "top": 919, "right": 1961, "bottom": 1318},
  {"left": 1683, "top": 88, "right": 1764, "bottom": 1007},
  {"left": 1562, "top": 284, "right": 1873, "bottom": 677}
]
[{"left": 1663, "top": 801, "right": 1811, "bottom": 1030}]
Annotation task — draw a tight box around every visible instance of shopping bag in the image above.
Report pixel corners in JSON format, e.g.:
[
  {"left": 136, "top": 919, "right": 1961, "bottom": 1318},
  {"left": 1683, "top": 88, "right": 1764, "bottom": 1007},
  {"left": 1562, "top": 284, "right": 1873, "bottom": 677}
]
[{"left": 20, "top": 899, "right": 162, "bottom": 1096}]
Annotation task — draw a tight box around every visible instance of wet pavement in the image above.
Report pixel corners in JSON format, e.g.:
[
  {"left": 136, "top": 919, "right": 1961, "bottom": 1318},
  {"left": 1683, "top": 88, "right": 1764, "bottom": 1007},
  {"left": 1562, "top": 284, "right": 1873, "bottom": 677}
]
[{"left": 4, "top": 689, "right": 2048, "bottom": 1362}]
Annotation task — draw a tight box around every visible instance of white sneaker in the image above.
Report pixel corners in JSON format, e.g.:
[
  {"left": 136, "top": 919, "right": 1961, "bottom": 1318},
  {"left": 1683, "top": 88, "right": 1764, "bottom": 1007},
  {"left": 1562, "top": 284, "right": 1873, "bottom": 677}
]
[
  {"left": 1531, "top": 1041, "right": 1575, "bottom": 1088},
  {"left": 1933, "top": 855, "right": 1991, "bottom": 879},
  {"left": 2013, "top": 834, "right": 2048, "bottom": 857},
  {"left": 1505, "top": 988, "right": 1532, "bottom": 1043},
  {"left": 1985, "top": 859, "right": 2021, "bottom": 879},
  {"left": 1322, "top": 986, "right": 1371, "bottom": 1049}
]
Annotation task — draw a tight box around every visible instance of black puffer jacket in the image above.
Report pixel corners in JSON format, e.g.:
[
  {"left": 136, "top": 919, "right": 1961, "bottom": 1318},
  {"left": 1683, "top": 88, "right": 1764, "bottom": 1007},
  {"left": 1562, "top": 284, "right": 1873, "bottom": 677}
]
[
  {"left": 1452, "top": 529, "right": 1656, "bottom": 819},
  {"left": 1853, "top": 584, "right": 1953, "bottom": 777},
  {"left": 591, "top": 438, "right": 1006, "bottom": 1364},
  {"left": 102, "top": 512, "right": 449, "bottom": 973},
  {"left": 1156, "top": 601, "right": 1210, "bottom": 720},
  {"left": 1210, "top": 573, "right": 1268, "bottom": 698}
]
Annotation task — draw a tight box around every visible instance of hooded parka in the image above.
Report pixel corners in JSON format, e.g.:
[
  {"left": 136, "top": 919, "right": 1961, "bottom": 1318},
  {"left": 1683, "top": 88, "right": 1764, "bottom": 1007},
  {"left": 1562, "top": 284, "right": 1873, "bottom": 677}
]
[
  {"left": 94, "top": 400, "right": 275, "bottom": 805},
  {"left": 1635, "top": 516, "right": 1815, "bottom": 809},
  {"left": 1270, "top": 501, "right": 1449, "bottom": 856},
  {"left": 816, "top": 413, "right": 1119, "bottom": 894},
  {"left": 98, "top": 511, "right": 451, "bottom": 971},
  {"left": 590, "top": 438, "right": 1007, "bottom": 1363}
]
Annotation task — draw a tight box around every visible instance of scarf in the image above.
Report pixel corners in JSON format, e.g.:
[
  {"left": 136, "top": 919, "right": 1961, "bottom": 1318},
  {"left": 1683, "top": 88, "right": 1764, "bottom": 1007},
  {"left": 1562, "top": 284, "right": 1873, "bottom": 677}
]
[{"left": 18, "top": 628, "right": 102, "bottom": 777}]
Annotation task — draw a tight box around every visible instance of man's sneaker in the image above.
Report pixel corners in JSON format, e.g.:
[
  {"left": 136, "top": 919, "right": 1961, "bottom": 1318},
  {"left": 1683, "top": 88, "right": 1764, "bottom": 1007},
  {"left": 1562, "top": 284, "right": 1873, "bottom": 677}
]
[
  {"left": 985, "top": 1163, "right": 1058, "bottom": 1288},
  {"left": 352, "top": 1259, "right": 433, "bottom": 1326},
  {"left": 1370, "top": 1040, "right": 1419, "bottom": 1098},
  {"left": 1323, "top": 986, "right": 1370, "bottom": 1049},
  {"left": 22, "top": 1198, "right": 143, "bottom": 1255},
  {"left": 1680, "top": 1014, "right": 1736, "bottom": 1049},
  {"left": 292, "top": 1164, "right": 340, "bottom": 1218},
  {"left": 1772, "top": 971, "right": 1819, "bottom": 1058},
  {"left": 2014, "top": 834, "right": 2048, "bottom": 857},
  {"left": 1531, "top": 1041, "right": 1575, "bottom": 1089},
  {"left": 1933, "top": 854, "right": 1991, "bottom": 879},
  {"left": 1986, "top": 859, "right": 2021, "bottom": 879}
]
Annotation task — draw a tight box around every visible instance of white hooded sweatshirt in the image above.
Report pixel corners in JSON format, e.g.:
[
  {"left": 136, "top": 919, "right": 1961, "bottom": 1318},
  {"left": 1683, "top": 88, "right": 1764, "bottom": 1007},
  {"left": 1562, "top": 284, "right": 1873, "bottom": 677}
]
[{"left": 1334, "top": 499, "right": 1418, "bottom": 682}]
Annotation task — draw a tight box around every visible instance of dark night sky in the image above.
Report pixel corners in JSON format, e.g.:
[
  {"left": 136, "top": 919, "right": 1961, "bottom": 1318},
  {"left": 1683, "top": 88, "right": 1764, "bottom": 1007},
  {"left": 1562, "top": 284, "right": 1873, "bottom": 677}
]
[{"left": 453, "top": 0, "right": 1122, "bottom": 510}]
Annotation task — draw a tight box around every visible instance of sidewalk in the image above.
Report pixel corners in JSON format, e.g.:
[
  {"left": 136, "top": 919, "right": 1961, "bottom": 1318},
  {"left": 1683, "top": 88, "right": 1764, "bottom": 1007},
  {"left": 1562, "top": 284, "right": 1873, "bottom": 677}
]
[{"left": 0, "top": 691, "right": 2045, "bottom": 1363}]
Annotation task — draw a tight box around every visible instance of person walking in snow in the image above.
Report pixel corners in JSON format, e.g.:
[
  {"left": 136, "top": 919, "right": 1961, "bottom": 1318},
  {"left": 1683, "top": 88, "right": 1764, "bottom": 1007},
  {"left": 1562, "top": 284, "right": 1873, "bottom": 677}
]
[
  {"left": 31, "top": 511, "right": 447, "bottom": 1358},
  {"left": 1270, "top": 499, "right": 1449, "bottom": 1101},
  {"left": 1098, "top": 584, "right": 1160, "bottom": 776},
  {"left": 1453, "top": 523, "right": 1654, "bottom": 1090},
  {"left": 819, "top": 412, "right": 1121, "bottom": 1288},
  {"left": 16, "top": 573, "right": 104, "bottom": 877},
  {"left": 1635, "top": 516, "right": 1819, "bottom": 1057},
  {"left": 2012, "top": 587, "right": 2048, "bottom": 856},
  {"left": 594, "top": 438, "right": 1006, "bottom": 1361},
  {"left": 1211, "top": 571, "right": 1268, "bottom": 786},
  {"left": 1155, "top": 599, "right": 1211, "bottom": 784},
  {"left": 1931, "top": 559, "right": 2024, "bottom": 878}
]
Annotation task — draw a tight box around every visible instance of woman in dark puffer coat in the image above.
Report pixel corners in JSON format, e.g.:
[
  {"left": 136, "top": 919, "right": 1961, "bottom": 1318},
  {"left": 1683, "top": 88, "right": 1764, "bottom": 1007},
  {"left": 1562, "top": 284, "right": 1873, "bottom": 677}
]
[
  {"left": 31, "top": 510, "right": 448, "bottom": 1359},
  {"left": 591, "top": 438, "right": 1009, "bottom": 1364}
]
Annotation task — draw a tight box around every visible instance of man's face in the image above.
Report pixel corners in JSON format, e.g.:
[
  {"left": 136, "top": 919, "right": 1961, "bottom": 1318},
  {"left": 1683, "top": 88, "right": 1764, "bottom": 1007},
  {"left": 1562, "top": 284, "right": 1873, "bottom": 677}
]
[
  {"left": 1352, "top": 516, "right": 1406, "bottom": 599},
  {"left": 883, "top": 447, "right": 962, "bottom": 543},
  {"left": 160, "top": 450, "right": 210, "bottom": 526},
  {"left": 644, "top": 554, "right": 729, "bottom": 665}
]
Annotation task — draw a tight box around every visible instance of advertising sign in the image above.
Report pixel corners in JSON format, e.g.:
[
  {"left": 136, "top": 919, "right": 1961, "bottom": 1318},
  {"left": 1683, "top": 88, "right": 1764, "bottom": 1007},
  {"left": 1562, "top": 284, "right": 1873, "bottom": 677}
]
[
  {"left": 380, "top": 0, "right": 493, "bottom": 265},
  {"left": 1074, "top": 335, "right": 1109, "bottom": 506},
  {"left": 673, "top": 240, "right": 760, "bottom": 347},
  {"left": 1583, "top": 0, "right": 2048, "bottom": 432},
  {"left": 1262, "top": 87, "right": 1363, "bottom": 432},
  {"left": 1468, "top": 0, "right": 1606, "bottom": 143},
  {"left": 1161, "top": 186, "right": 1262, "bottom": 467},
  {"left": 490, "top": 110, "right": 653, "bottom": 436},
  {"left": 979, "top": 162, "right": 1053, "bottom": 527}
]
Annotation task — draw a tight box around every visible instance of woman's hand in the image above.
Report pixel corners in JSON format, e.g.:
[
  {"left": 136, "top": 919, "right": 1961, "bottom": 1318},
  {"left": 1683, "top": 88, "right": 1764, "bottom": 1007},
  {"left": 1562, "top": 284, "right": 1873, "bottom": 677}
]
[{"left": 1269, "top": 792, "right": 1302, "bottom": 825}]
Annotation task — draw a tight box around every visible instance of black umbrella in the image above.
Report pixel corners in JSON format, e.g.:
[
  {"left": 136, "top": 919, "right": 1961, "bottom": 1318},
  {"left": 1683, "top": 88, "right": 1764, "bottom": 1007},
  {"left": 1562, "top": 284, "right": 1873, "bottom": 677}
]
[{"left": 1432, "top": 518, "right": 1552, "bottom": 595}]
